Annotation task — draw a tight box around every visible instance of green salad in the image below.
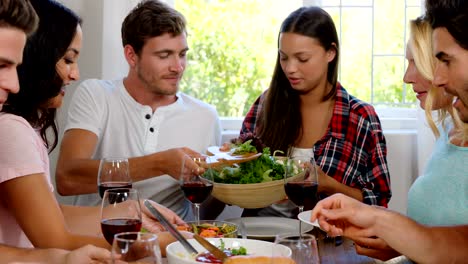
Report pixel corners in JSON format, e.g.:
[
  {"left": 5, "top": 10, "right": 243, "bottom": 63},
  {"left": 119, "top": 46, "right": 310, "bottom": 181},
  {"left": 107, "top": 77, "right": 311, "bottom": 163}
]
[
  {"left": 231, "top": 139, "right": 257, "bottom": 155},
  {"left": 219, "top": 239, "right": 247, "bottom": 256},
  {"left": 206, "top": 144, "right": 286, "bottom": 184}
]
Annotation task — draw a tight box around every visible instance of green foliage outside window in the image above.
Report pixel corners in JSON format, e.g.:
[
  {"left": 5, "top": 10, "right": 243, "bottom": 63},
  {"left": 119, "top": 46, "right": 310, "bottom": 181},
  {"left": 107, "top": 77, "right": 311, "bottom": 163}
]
[{"left": 177, "top": 0, "right": 420, "bottom": 117}]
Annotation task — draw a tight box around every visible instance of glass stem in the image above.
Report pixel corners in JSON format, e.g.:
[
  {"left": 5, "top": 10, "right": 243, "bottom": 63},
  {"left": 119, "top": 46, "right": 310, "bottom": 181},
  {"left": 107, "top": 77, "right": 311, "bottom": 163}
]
[
  {"left": 298, "top": 206, "right": 304, "bottom": 239},
  {"left": 194, "top": 203, "right": 200, "bottom": 225}
]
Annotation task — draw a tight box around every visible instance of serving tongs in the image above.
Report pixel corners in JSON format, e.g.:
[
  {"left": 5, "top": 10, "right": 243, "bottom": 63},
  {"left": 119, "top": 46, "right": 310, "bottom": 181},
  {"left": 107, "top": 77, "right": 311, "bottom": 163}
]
[
  {"left": 203, "top": 146, "right": 262, "bottom": 168},
  {"left": 143, "top": 200, "right": 198, "bottom": 255}
]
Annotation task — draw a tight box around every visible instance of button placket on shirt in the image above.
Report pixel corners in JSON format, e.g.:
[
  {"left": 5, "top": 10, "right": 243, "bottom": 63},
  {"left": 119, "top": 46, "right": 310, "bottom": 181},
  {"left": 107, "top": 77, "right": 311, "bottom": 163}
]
[
  {"left": 143, "top": 111, "right": 159, "bottom": 153},
  {"left": 144, "top": 112, "right": 156, "bottom": 133}
]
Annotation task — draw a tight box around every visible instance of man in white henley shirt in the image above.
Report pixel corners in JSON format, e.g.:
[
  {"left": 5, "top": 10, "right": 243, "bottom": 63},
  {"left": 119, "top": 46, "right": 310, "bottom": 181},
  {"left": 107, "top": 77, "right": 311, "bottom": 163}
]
[{"left": 55, "top": 0, "right": 223, "bottom": 220}]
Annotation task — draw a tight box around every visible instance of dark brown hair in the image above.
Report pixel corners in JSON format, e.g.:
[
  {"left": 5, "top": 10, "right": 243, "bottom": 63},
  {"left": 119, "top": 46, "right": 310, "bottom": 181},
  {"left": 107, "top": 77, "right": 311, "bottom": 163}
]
[
  {"left": 121, "top": 0, "right": 186, "bottom": 55},
  {"left": 257, "top": 6, "right": 340, "bottom": 153},
  {"left": 426, "top": 0, "right": 468, "bottom": 49},
  {"left": 4, "top": 0, "right": 81, "bottom": 152},
  {"left": 0, "top": 0, "right": 38, "bottom": 35}
]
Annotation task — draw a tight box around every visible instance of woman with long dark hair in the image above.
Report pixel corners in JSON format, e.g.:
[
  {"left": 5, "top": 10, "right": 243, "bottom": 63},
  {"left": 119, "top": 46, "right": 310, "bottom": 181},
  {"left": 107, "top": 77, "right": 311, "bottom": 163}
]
[
  {"left": 0, "top": 0, "right": 183, "bottom": 255},
  {"left": 241, "top": 6, "right": 391, "bottom": 217}
]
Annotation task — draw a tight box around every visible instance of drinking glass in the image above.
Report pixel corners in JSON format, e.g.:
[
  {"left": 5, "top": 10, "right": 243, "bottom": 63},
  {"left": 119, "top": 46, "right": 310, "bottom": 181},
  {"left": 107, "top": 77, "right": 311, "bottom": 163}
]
[
  {"left": 179, "top": 155, "right": 213, "bottom": 224},
  {"left": 112, "top": 232, "right": 162, "bottom": 263},
  {"left": 97, "top": 157, "right": 132, "bottom": 198},
  {"left": 101, "top": 188, "right": 142, "bottom": 245},
  {"left": 284, "top": 155, "right": 319, "bottom": 235},
  {"left": 274, "top": 233, "right": 319, "bottom": 264}
]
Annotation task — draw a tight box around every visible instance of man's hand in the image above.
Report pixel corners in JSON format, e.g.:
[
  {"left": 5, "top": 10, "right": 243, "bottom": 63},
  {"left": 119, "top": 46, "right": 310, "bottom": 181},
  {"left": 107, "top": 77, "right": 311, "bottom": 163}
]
[
  {"left": 348, "top": 232, "right": 400, "bottom": 260},
  {"left": 156, "top": 147, "right": 204, "bottom": 180},
  {"left": 310, "top": 193, "right": 379, "bottom": 236}
]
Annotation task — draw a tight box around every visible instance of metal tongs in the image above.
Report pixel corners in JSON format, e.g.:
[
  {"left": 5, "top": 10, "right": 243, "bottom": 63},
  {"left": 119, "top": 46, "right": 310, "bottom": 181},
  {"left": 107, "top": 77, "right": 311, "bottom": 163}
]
[{"left": 144, "top": 200, "right": 198, "bottom": 255}]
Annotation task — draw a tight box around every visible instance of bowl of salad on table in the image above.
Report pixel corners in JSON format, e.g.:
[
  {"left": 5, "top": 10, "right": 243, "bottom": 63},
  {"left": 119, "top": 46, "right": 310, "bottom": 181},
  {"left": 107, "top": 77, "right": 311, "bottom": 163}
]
[{"left": 203, "top": 135, "right": 305, "bottom": 209}]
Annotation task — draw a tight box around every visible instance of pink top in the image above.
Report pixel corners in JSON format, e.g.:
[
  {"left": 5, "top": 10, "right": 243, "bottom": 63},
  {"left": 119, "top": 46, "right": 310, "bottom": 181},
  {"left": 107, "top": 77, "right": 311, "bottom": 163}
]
[{"left": 0, "top": 113, "right": 53, "bottom": 248}]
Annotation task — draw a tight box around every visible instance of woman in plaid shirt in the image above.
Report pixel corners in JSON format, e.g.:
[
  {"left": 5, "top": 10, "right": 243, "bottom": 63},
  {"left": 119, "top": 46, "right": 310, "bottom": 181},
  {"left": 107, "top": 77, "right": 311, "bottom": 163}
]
[{"left": 240, "top": 6, "right": 391, "bottom": 217}]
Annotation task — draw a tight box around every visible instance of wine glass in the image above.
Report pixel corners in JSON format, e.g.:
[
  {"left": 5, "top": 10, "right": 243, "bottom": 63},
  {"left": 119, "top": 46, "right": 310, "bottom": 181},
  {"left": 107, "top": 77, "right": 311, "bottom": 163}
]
[
  {"left": 97, "top": 157, "right": 132, "bottom": 198},
  {"left": 179, "top": 155, "right": 213, "bottom": 224},
  {"left": 101, "top": 188, "right": 142, "bottom": 245},
  {"left": 274, "top": 233, "right": 319, "bottom": 264},
  {"left": 284, "top": 155, "right": 319, "bottom": 236},
  {"left": 112, "top": 232, "right": 162, "bottom": 263}
]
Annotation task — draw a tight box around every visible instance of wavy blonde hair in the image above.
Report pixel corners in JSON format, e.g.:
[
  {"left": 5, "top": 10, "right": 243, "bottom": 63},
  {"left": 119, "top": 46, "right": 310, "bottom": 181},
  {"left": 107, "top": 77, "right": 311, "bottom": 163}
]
[
  {"left": 409, "top": 16, "right": 467, "bottom": 143},
  {"left": 409, "top": 17, "right": 449, "bottom": 136}
]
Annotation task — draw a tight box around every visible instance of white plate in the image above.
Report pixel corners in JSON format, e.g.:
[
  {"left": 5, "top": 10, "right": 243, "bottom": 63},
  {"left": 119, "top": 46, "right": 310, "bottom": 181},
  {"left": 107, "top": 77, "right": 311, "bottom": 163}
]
[
  {"left": 298, "top": 210, "right": 322, "bottom": 230},
  {"left": 225, "top": 217, "right": 314, "bottom": 240}
]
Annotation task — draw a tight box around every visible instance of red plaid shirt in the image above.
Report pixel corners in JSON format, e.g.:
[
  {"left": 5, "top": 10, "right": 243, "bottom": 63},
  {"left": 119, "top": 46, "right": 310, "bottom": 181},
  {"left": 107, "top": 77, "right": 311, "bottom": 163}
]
[{"left": 241, "top": 83, "right": 392, "bottom": 207}]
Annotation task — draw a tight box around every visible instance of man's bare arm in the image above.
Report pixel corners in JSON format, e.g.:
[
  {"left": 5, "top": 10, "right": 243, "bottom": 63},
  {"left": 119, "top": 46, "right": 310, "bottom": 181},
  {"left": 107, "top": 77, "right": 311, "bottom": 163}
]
[
  {"left": 374, "top": 209, "right": 468, "bottom": 264},
  {"left": 56, "top": 129, "right": 202, "bottom": 195}
]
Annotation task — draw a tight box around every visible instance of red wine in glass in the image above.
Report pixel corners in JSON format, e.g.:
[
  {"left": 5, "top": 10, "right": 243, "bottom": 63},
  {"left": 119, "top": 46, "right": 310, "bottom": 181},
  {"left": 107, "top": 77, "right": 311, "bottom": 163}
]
[
  {"left": 284, "top": 181, "right": 319, "bottom": 208},
  {"left": 98, "top": 158, "right": 131, "bottom": 199},
  {"left": 101, "top": 188, "right": 142, "bottom": 245},
  {"left": 98, "top": 182, "right": 132, "bottom": 198},
  {"left": 181, "top": 182, "right": 213, "bottom": 204},
  {"left": 101, "top": 218, "right": 142, "bottom": 245},
  {"left": 180, "top": 155, "right": 213, "bottom": 224},
  {"left": 284, "top": 155, "right": 319, "bottom": 237}
]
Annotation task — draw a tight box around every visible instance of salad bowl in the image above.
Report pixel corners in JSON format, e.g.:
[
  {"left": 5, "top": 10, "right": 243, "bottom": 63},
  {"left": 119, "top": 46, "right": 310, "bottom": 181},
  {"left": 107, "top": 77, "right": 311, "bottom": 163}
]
[
  {"left": 212, "top": 179, "right": 289, "bottom": 208},
  {"left": 205, "top": 141, "right": 305, "bottom": 208}
]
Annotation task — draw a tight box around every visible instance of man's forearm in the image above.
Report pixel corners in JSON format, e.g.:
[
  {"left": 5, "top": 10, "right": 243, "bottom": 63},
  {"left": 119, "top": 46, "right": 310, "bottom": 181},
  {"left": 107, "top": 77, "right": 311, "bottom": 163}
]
[
  {"left": 374, "top": 208, "right": 468, "bottom": 263},
  {"left": 56, "top": 159, "right": 102, "bottom": 195},
  {"left": 128, "top": 154, "right": 165, "bottom": 181},
  {"left": 56, "top": 155, "right": 165, "bottom": 196}
]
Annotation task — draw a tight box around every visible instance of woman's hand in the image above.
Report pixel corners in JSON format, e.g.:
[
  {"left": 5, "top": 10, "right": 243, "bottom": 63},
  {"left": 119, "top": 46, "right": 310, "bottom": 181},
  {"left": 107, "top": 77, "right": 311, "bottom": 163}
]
[
  {"left": 140, "top": 200, "right": 185, "bottom": 233},
  {"left": 315, "top": 165, "right": 330, "bottom": 192},
  {"left": 157, "top": 231, "right": 194, "bottom": 257},
  {"left": 314, "top": 166, "right": 364, "bottom": 202},
  {"left": 63, "top": 245, "right": 111, "bottom": 264},
  {"left": 139, "top": 200, "right": 192, "bottom": 257}
]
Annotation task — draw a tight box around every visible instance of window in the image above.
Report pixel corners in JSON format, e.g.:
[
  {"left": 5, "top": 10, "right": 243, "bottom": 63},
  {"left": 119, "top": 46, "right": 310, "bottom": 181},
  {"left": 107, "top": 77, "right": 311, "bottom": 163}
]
[
  {"left": 317, "top": 0, "right": 423, "bottom": 108},
  {"left": 176, "top": 0, "right": 302, "bottom": 117},
  {"left": 175, "top": 0, "right": 423, "bottom": 121}
]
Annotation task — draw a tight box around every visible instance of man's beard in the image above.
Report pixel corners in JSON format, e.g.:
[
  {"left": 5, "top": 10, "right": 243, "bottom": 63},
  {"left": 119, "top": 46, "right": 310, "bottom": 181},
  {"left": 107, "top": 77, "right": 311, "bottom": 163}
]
[{"left": 137, "top": 71, "right": 178, "bottom": 96}]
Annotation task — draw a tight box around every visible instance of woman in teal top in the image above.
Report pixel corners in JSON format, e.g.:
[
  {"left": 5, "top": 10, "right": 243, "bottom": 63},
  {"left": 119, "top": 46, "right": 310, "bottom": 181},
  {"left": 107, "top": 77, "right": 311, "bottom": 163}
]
[
  {"left": 407, "top": 122, "right": 468, "bottom": 226},
  {"left": 346, "top": 16, "right": 468, "bottom": 261},
  {"left": 404, "top": 17, "right": 468, "bottom": 226}
]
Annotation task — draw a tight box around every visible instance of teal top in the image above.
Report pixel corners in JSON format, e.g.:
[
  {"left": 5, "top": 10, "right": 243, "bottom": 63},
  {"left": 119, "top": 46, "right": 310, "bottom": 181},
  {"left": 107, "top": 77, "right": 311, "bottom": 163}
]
[{"left": 407, "top": 125, "right": 468, "bottom": 226}]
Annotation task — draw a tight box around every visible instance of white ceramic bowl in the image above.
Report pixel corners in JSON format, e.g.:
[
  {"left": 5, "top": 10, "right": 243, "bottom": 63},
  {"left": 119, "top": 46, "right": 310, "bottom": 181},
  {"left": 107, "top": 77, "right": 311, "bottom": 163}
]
[{"left": 166, "top": 238, "right": 292, "bottom": 264}]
